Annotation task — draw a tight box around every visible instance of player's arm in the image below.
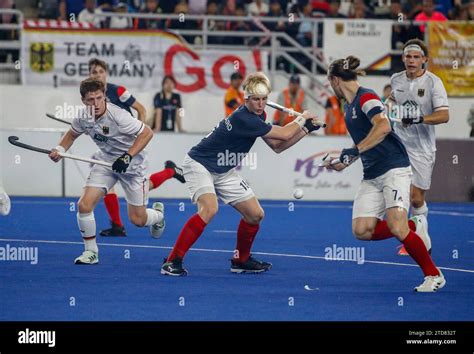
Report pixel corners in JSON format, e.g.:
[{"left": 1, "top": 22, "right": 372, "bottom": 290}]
[
  {"left": 421, "top": 108, "right": 449, "bottom": 125},
  {"left": 131, "top": 100, "right": 147, "bottom": 122},
  {"left": 49, "top": 129, "right": 81, "bottom": 162},
  {"left": 263, "top": 111, "right": 319, "bottom": 153},
  {"left": 357, "top": 113, "right": 391, "bottom": 153},
  {"left": 127, "top": 125, "right": 153, "bottom": 157}
]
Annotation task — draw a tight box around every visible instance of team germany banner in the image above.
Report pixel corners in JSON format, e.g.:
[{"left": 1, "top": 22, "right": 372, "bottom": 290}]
[{"left": 428, "top": 22, "right": 474, "bottom": 97}]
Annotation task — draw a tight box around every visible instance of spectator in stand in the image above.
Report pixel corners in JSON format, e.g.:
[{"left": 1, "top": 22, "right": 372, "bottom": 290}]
[
  {"left": 273, "top": 74, "right": 308, "bottom": 126},
  {"left": 37, "top": 0, "right": 61, "bottom": 19},
  {"left": 311, "top": 0, "right": 330, "bottom": 17},
  {"left": 225, "top": 5, "right": 252, "bottom": 45},
  {"left": 126, "top": 0, "right": 145, "bottom": 13},
  {"left": 224, "top": 72, "right": 244, "bottom": 117},
  {"left": 296, "top": 0, "right": 313, "bottom": 47},
  {"left": 206, "top": 1, "right": 226, "bottom": 44},
  {"left": 166, "top": 1, "right": 201, "bottom": 44},
  {"left": 371, "top": 0, "right": 391, "bottom": 18},
  {"left": 266, "top": 0, "right": 286, "bottom": 32},
  {"left": 327, "top": 0, "right": 346, "bottom": 18},
  {"left": 381, "top": 84, "right": 391, "bottom": 104},
  {"left": 222, "top": 0, "right": 237, "bottom": 15},
  {"left": 134, "top": 0, "right": 163, "bottom": 29},
  {"left": 59, "top": 0, "right": 85, "bottom": 20},
  {"left": 247, "top": 0, "right": 269, "bottom": 16},
  {"left": 153, "top": 75, "right": 185, "bottom": 132},
  {"left": 324, "top": 94, "right": 346, "bottom": 135},
  {"left": 350, "top": 0, "right": 372, "bottom": 19},
  {"left": 109, "top": 2, "right": 132, "bottom": 28},
  {"left": 414, "top": 0, "right": 447, "bottom": 32},
  {"left": 78, "top": 0, "right": 104, "bottom": 28}
]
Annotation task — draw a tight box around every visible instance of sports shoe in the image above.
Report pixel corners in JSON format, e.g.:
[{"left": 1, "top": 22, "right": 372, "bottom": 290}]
[
  {"left": 74, "top": 250, "right": 99, "bottom": 265},
  {"left": 0, "top": 191, "right": 11, "bottom": 216},
  {"left": 230, "top": 255, "right": 272, "bottom": 274},
  {"left": 150, "top": 202, "right": 166, "bottom": 239},
  {"left": 99, "top": 222, "right": 127, "bottom": 237},
  {"left": 161, "top": 257, "right": 188, "bottom": 276},
  {"left": 165, "top": 160, "right": 186, "bottom": 183},
  {"left": 414, "top": 268, "right": 446, "bottom": 292}
]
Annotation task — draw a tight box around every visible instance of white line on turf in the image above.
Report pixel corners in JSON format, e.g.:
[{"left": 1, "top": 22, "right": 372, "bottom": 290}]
[
  {"left": 213, "top": 230, "right": 235, "bottom": 233},
  {"left": 10, "top": 200, "right": 474, "bottom": 217},
  {"left": 0, "top": 237, "right": 473, "bottom": 274}
]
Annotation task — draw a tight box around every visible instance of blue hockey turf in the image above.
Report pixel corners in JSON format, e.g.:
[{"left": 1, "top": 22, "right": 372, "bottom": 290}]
[{"left": 0, "top": 197, "right": 473, "bottom": 321}]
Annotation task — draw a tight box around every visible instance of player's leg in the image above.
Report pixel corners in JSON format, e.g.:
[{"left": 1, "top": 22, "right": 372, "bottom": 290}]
[
  {"left": 398, "top": 152, "right": 433, "bottom": 255},
  {"left": 231, "top": 196, "right": 272, "bottom": 273},
  {"left": 0, "top": 181, "right": 11, "bottom": 216},
  {"left": 100, "top": 185, "right": 127, "bottom": 237},
  {"left": 75, "top": 164, "right": 118, "bottom": 264},
  {"left": 161, "top": 155, "right": 216, "bottom": 276},
  {"left": 75, "top": 186, "right": 105, "bottom": 265},
  {"left": 149, "top": 160, "right": 185, "bottom": 190},
  {"left": 383, "top": 167, "right": 443, "bottom": 291}
]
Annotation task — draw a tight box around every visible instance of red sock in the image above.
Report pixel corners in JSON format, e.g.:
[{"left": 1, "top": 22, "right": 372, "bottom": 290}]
[
  {"left": 235, "top": 219, "right": 260, "bottom": 263},
  {"left": 403, "top": 231, "right": 439, "bottom": 276},
  {"left": 168, "top": 214, "right": 207, "bottom": 261},
  {"left": 149, "top": 169, "right": 174, "bottom": 189},
  {"left": 371, "top": 219, "right": 417, "bottom": 240},
  {"left": 103, "top": 193, "right": 123, "bottom": 227}
]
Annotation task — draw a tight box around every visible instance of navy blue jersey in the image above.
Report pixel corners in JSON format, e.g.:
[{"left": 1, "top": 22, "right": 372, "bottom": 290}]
[
  {"left": 188, "top": 105, "right": 272, "bottom": 174},
  {"left": 344, "top": 87, "right": 410, "bottom": 180},
  {"left": 106, "top": 83, "right": 136, "bottom": 115}
]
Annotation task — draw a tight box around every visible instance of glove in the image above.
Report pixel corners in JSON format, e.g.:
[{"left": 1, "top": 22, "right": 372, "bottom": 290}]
[
  {"left": 339, "top": 147, "right": 359, "bottom": 166},
  {"left": 303, "top": 119, "right": 321, "bottom": 133},
  {"left": 401, "top": 116, "right": 424, "bottom": 125},
  {"left": 112, "top": 153, "right": 132, "bottom": 173}
]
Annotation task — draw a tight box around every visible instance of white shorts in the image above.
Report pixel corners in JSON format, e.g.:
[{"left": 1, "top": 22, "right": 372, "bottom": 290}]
[
  {"left": 85, "top": 164, "right": 149, "bottom": 206},
  {"left": 183, "top": 154, "right": 255, "bottom": 205},
  {"left": 352, "top": 166, "right": 412, "bottom": 220},
  {"left": 407, "top": 150, "right": 435, "bottom": 190}
]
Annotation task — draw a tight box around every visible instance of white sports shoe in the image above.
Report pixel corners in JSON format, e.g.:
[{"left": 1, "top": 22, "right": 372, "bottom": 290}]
[
  {"left": 414, "top": 268, "right": 446, "bottom": 292},
  {"left": 411, "top": 215, "right": 431, "bottom": 253},
  {"left": 74, "top": 250, "right": 99, "bottom": 265},
  {"left": 150, "top": 202, "right": 166, "bottom": 239},
  {"left": 0, "top": 191, "right": 11, "bottom": 216}
]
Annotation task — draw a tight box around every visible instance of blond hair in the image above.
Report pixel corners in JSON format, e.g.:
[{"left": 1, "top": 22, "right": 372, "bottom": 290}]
[{"left": 242, "top": 72, "right": 272, "bottom": 98}]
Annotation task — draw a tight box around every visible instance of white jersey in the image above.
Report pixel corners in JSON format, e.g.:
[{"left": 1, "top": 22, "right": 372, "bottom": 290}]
[
  {"left": 71, "top": 102, "right": 148, "bottom": 168},
  {"left": 390, "top": 70, "right": 449, "bottom": 154}
]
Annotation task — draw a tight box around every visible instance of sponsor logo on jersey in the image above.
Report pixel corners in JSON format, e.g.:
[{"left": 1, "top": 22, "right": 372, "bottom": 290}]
[
  {"left": 93, "top": 133, "right": 108, "bottom": 143},
  {"left": 352, "top": 107, "right": 357, "bottom": 119},
  {"left": 30, "top": 42, "right": 54, "bottom": 73}
]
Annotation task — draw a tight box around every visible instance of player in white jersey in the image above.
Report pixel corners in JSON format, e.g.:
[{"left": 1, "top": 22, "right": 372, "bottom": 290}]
[
  {"left": 389, "top": 39, "right": 450, "bottom": 256},
  {"left": 0, "top": 180, "right": 11, "bottom": 216},
  {"left": 49, "top": 78, "right": 165, "bottom": 265}
]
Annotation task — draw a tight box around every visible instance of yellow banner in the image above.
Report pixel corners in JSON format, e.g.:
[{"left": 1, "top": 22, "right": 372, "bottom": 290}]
[{"left": 428, "top": 22, "right": 474, "bottom": 96}]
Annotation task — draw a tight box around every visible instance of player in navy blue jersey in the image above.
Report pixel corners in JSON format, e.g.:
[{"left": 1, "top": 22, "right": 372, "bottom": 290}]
[
  {"left": 88, "top": 58, "right": 185, "bottom": 237},
  {"left": 324, "top": 56, "right": 445, "bottom": 292},
  {"left": 161, "top": 72, "right": 322, "bottom": 276}
]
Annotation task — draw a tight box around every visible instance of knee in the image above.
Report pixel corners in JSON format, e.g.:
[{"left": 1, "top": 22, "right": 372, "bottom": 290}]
[
  {"left": 130, "top": 213, "right": 146, "bottom": 227},
  {"left": 199, "top": 203, "right": 218, "bottom": 223},
  {"left": 78, "top": 199, "right": 94, "bottom": 214},
  {"left": 352, "top": 225, "right": 373, "bottom": 241},
  {"left": 245, "top": 208, "right": 265, "bottom": 225},
  {"left": 411, "top": 195, "right": 424, "bottom": 208}
]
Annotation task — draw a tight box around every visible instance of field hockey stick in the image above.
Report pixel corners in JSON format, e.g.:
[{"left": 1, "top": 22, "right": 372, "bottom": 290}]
[
  {"left": 8, "top": 136, "right": 112, "bottom": 168},
  {"left": 45, "top": 113, "right": 72, "bottom": 125},
  {"left": 266, "top": 101, "right": 327, "bottom": 128}
]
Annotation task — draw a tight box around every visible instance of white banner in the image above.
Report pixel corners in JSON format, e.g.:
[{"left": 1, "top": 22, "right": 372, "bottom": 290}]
[
  {"left": 323, "top": 19, "right": 392, "bottom": 70},
  {"left": 23, "top": 29, "right": 265, "bottom": 93}
]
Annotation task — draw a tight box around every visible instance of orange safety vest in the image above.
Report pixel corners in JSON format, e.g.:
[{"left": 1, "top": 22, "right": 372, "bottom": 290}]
[
  {"left": 224, "top": 87, "right": 245, "bottom": 117},
  {"left": 325, "top": 96, "right": 347, "bottom": 135},
  {"left": 273, "top": 88, "right": 305, "bottom": 126}
]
